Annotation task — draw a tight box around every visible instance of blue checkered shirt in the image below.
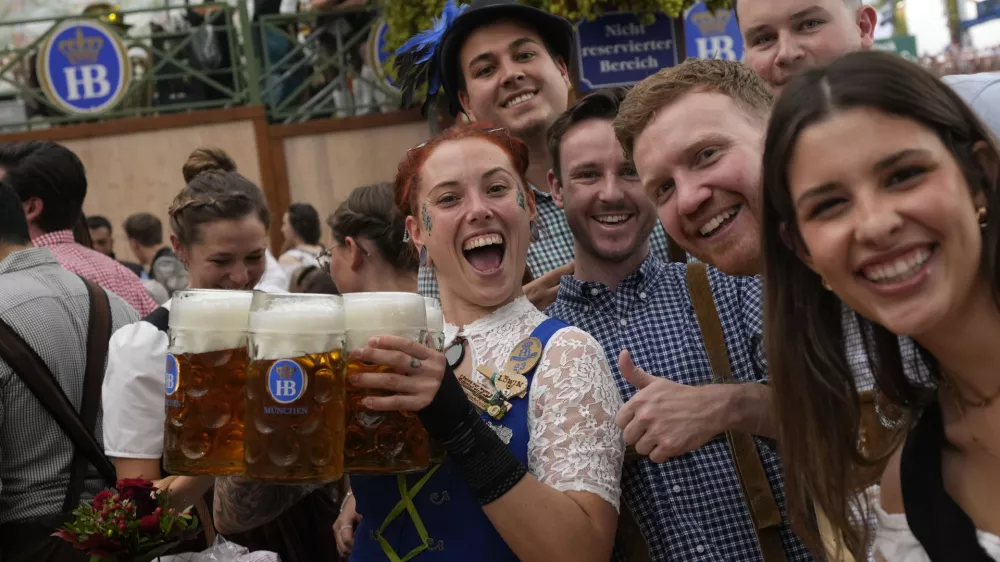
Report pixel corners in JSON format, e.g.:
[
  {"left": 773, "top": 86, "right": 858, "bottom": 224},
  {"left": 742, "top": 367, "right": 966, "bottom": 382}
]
[
  {"left": 547, "top": 255, "right": 812, "bottom": 562},
  {"left": 418, "top": 185, "right": 673, "bottom": 298}
]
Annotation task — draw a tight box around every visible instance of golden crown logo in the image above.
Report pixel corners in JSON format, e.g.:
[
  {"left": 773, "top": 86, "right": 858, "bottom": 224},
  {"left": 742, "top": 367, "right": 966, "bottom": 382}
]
[
  {"left": 692, "top": 10, "right": 731, "bottom": 35},
  {"left": 58, "top": 28, "right": 104, "bottom": 65}
]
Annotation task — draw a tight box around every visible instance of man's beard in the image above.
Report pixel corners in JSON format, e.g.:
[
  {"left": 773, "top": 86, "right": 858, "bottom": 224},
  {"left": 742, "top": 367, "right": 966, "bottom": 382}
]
[{"left": 565, "top": 208, "right": 656, "bottom": 264}]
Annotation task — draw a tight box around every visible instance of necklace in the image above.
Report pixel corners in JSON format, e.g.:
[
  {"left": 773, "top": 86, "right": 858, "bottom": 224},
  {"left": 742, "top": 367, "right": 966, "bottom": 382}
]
[{"left": 941, "top": 376, "right": 1000, "bottom": 409}]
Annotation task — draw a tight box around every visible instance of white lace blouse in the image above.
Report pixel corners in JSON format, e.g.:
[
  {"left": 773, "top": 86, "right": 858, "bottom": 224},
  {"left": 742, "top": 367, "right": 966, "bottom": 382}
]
[
  {"left": 443, "top": 296, "right": 625, "bottom": 511},
  {"left": 874, "top": 502, "right": 1000, "bottom": 560}
]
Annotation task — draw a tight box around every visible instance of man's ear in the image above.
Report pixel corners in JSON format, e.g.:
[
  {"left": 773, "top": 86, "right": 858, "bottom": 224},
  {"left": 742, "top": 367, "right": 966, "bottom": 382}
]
[
  {"left": 21, "top": 196, "right": 43, "bottom": 225},
  {"left": 458, "top": 90, "right": 477, "bottom": 123},
  {"left": 857, "top": 4, "right": 878, "bottom": 49},
  {"left": 548, "top": 169, "right": 565, "bottom": 209}
]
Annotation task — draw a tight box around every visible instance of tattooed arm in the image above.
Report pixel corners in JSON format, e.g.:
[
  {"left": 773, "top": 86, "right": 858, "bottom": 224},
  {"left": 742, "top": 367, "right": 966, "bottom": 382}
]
[{"left": 213, "top": 476, "right": 321, "bottom": 534}]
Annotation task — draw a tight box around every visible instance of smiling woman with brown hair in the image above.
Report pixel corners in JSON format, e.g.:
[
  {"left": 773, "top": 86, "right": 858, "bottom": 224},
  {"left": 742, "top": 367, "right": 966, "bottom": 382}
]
[{"left": 760, "top": 51, "right": 1000, "bottom": 561}]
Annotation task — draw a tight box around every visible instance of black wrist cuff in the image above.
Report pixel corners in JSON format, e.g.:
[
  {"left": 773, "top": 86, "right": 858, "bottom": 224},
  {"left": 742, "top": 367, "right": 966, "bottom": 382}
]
[
  {"left": 418, "top": 363, "right": 476, "bottom": 440},
  {"left": 418, "top": 364, "right": 528, "bottom": 505}
]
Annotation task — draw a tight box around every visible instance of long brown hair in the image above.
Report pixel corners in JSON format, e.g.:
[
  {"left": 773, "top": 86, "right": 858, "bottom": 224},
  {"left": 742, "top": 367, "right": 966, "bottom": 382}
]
[{"left": 761, "top": 50, "right": 1000, "bottom": 557}]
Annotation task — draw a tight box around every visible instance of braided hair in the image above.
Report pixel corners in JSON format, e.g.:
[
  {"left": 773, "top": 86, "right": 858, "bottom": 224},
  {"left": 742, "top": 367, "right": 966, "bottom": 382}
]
[
  {"left": 327, "top": 182, "right": 416, "bottom": 273},
  {"left": 169, "top": 148, "right": 270, "bottom": 247}
]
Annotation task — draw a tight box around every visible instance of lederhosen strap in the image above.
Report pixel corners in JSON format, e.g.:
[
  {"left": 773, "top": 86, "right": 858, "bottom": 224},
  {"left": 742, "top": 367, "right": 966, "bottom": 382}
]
[
  {"left": 901, "top": 400, "right": 993, "bottom": 561},
  {"left": 685, "top": 263, "right": 786, "bottom": 562},
  {"left": 0, "top": 276, "right": 115, "bottom": 512}
]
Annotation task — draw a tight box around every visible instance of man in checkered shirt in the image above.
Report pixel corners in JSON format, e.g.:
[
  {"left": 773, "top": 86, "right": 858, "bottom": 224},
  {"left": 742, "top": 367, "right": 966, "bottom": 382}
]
[
  {"left": 0, "top": 141, "right": 157, "bottom": 316},
  {"left": 414, "top": 0, "right": 674, "bottom": 308},
  {"left": 547, "top": 89, "right": 811, "bottom": 561},
  {"left": 0, "top": 182, "right": 138, "bottom": 558}
]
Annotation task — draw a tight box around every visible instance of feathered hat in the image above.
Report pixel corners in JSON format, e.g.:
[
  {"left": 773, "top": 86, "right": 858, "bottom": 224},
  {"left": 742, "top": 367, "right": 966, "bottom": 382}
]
[{"left": 394, "top": 0, "right": 575, "bottom": 117}]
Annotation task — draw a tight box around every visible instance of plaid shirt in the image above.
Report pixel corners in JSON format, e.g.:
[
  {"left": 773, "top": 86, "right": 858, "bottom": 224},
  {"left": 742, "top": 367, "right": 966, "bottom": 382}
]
[
  {"left": 0, "top": 248, "right": 138, "bottom": 523},
  {"left": 418, "top": 186, "right": 674, "bottom": 298},
  {"left": 548, "top": 255, "right": 812, "bottom": 562},
  {"left": 33, "top": 230, "right": 157, "bottom": 316}
]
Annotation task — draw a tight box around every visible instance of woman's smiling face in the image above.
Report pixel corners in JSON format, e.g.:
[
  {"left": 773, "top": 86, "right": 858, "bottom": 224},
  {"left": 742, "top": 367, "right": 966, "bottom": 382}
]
[
  {"left": 407, "top": 137, "right": 535, "bottom": 311},
  {"left": 788, "top": 107, "right": 990, "bottom": 338}
]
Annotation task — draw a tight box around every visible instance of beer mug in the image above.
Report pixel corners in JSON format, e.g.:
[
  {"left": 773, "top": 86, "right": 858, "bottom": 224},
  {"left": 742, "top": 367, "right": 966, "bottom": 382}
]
[
  {"left": 164, "top": 289, "right": 253, "bottom": 476},
  {"left": 424, "top": 297, "right": 447, "bottom": 464},
  {"left": 343, "top": 292, "right": 430, "bottom": 473},
  {"left": 245, "top": 293, "right": 347, "bottom": 483}
]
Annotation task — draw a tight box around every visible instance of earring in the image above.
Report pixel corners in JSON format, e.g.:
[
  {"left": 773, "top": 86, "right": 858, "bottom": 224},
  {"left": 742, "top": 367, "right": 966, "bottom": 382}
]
[
  {"left": 977, "top": 206, "right": 988, "bottom": 228},
  {"left": 822, "top": 278, "right": 832, "bottom": 291},
  {"left": 529, "top": 221, "right": 540, "bottom": 243},
  {"left": 402, "top": 230, "right": 411, "bottom": 243},
  {"left": 418, "top": 246, "right": 428, "bottom": 267}
]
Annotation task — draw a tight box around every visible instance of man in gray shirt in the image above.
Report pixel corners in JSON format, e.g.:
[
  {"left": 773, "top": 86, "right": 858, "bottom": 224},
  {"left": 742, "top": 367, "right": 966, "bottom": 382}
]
[{"left": 0, "top": 182, "right": 137, "bottom": 560}]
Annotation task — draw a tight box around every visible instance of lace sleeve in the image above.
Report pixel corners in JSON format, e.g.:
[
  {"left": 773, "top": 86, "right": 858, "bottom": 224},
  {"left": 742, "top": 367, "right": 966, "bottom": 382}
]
[{"left": 527, "top": 326, "right": 624, "bottom": 511}]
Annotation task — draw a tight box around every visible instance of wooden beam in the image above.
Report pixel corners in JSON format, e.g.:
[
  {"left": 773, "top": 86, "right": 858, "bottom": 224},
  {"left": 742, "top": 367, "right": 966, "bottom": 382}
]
[
  {"left": 268, "top": 108, "right": 424, "bottom": 139},
  {"left": 250, "top": 111, "right": 290, "bottom": 254},
  {"left": 0, "top": 106, "right": 267, "bottom": 143}
]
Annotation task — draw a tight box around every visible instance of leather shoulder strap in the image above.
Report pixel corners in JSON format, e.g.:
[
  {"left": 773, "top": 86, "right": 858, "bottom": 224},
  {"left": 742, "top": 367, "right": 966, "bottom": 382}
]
[
  {"left": 63, "top": 278, "right": 114, "bottom": 511},
  {"left": 0, "top": 280, "right": 117, "bottom": 511},
  {"left": 685, "top": 263, "right": 786, "bottom": 562}
]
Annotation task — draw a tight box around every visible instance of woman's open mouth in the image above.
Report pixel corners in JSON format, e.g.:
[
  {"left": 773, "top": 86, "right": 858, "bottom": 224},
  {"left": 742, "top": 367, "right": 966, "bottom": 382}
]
[{"left": 462, "top": 233, "right": 506, "bottom": 274}]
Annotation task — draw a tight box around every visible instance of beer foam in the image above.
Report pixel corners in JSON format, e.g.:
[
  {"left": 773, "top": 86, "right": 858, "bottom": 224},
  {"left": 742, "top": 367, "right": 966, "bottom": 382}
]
[
  {"left": 424, "top": 297, "right": 444, "bottom": 332},
  {"left": 249, "top": 296, "right": 346, "bottom": 360},
  {"left": 169, "top": 290, "right": 253, "bottom": 353},
  {"left": 343, "top": 292, "right": 427, "bottom": 330}
]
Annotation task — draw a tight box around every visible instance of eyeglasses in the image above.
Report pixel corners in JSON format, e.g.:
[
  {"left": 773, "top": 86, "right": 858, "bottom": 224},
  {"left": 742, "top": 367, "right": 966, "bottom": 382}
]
[{"left": 317, "top": 240, "right": 371, "bottom": 271}]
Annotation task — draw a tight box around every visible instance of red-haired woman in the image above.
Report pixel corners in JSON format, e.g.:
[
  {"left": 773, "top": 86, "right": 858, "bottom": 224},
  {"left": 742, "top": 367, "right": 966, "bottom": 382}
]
[{"left": 348, "top": 124, "right": 624, "bottom": 561}]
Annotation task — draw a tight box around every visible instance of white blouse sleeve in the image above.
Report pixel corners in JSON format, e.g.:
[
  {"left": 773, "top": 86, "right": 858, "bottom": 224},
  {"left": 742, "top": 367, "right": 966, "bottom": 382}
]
[
  {"left": 102, "top": 320, "right": 168, "bottom": 460},
  {"left": 526, "top": 326, "right": 625, "bottom": 511}
]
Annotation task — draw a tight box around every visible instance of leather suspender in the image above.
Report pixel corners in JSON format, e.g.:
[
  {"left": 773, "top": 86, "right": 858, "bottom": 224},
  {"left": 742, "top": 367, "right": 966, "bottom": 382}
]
[
  {"left": 685, "top": 263, "right": 786, "bottom": 562},
  {"left": 0, "top": 277, "right": 115, "bottom": 512}
]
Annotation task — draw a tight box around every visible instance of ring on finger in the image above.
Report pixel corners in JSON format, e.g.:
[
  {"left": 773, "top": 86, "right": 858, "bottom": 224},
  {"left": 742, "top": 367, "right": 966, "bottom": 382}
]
[{"left": 410, "top": 357, "right": 421, "bottom": 369}]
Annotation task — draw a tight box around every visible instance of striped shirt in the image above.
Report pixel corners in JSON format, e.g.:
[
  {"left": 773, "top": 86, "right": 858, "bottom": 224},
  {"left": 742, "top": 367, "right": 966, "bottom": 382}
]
[
  {"left": 0, "top": 248, "right": 138, "bottom": 523},
  {"left": 33, "top": 230, "right": 157, "bottom": 316}
]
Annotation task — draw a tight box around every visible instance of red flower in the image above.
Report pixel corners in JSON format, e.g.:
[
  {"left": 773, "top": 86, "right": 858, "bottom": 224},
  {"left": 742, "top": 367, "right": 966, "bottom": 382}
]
[
  {"left": 92, "top": 490, "right": 113, "bottom": 511},
  {"left": 117, "top": 478, "right": 157, "bottom": 515},
  {"left": 138, "top": 514, "right": 161, "bottom": 534}
]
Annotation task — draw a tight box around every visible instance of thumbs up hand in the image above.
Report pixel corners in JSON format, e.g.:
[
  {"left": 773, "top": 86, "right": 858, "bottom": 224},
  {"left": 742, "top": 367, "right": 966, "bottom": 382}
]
[{"left": 615, "top": 349, "right": 727, "bottom": 463}]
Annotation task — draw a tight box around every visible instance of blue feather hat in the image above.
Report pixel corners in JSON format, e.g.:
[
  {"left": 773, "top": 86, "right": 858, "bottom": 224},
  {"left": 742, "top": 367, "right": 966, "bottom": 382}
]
[{"left": 393, "top": 0, "right": 469, "bottom": 116}]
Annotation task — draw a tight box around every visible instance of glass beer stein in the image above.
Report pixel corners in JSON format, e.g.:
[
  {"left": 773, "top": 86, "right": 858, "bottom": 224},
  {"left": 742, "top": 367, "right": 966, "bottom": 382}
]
[
  {"left": 343, "top": 292, "right": 430, "bottom": 473},
  {"left": 424, "top": 297, "right": 447, "bottom": 464},
  {"left": 164, "top": 289, "right": 253, "bottom": 476},
  {"left": 245, "top": 293, "right": 347, "bottom": 483}
]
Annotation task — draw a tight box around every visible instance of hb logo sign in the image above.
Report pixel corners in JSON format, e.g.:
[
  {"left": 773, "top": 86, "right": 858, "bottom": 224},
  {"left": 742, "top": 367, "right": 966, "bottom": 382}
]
[
  {"left": 268, "top": 360, "right": 307, "bottom": 404},
  {"left": 36, "top": 20, "right": 132, "bottom": 114},
  {"left": 165, "top": 354, "right": 180, "bottom": 396}
]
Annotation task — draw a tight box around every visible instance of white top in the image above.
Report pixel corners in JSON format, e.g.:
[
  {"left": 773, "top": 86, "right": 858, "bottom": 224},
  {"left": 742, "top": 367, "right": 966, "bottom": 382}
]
[
  {"left": 259, "top": 249, "right": 291, "bottom": 293},
  {"left": 443, "top": 296, "right": 625, "bottom": 511},
  {"left": 103, "top": 300, "right": 173, "bottom": 459},
  {"left": 874, "top": 502, "right": 1000, "bottom": 561},
  {"left": 278, "top": 247, "right": 321, "bottom": 278}
]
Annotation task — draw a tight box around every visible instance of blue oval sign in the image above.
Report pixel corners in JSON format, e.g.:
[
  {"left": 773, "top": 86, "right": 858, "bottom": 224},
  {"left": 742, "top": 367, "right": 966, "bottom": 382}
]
[
  {"left": 366, "top": 19, "right": 399, "bottom": 92},
  {"left": 36, "top": 19, "right": 132, "bottom": 114},
  {"left": 165, "top": 354, "right": 180, "bottom": 396},
  {"left": 267, "top": 359, "right": 307, "bottom": 405}
]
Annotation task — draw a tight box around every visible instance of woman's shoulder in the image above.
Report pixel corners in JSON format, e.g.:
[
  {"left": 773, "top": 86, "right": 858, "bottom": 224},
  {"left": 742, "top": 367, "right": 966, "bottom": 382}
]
[
  {"left": 540, "top": 323, "right": 612, "bottom": 376},
  {"left": 109, "top": 312, "right": 169, "bottom": 366}
]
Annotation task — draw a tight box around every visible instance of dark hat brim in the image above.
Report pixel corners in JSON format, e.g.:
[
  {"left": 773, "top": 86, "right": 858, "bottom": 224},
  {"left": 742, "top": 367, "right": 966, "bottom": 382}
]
[{"left": 438, "top": 2, "right": 575, "bottom": 116}]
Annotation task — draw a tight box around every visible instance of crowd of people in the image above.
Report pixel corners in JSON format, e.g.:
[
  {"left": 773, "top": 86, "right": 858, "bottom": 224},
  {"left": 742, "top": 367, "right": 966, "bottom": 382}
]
[{"left": 1, "top": 0, "right": 999, "bottom": 561}]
